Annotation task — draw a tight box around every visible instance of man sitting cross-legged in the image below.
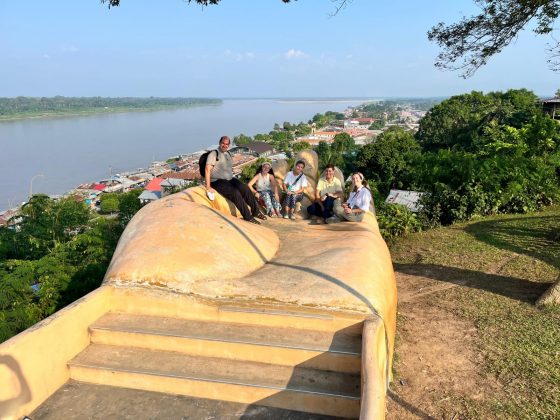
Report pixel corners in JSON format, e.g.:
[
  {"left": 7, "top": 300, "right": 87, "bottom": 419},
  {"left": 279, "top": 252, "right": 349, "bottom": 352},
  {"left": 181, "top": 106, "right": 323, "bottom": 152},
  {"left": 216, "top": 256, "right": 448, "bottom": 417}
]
[{"left": 307, "top": 164, "right": 343, "bottom": 223}]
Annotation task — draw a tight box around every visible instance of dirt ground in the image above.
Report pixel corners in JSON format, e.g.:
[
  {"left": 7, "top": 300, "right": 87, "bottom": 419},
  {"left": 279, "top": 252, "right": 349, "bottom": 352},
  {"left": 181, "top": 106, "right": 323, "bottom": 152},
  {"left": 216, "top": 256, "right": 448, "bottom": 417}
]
[{"left": 386, "top": 268, "right": 502, "bottom": 420}]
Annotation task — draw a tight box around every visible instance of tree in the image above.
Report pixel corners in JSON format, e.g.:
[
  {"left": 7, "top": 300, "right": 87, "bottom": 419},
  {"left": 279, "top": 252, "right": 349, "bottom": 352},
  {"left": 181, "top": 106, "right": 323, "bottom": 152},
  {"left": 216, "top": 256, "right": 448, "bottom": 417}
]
[
  {"left": 293, "top": 141, "right": 311, "bottom": 153},
  {"left": 233, "top": 133, "right": 252, "bottom": 146},
  {"left": 99, "top": 193, "right": 120, "bottom": 214},
  {"left": 428, "top": 0, "right": 560, "bottom": 77},
  {"left": 294, "top": 123, "right": 312, "bottom": 137},
  {"left": 416, "top": 89, "right": 540, "bottom": 153},
  {"left": 369, "top": 120, "right": 385, "bottom": 130},
  {"left": 332, "top": 132, "right": 355, "bottom": 154},
  {"left": 283, "top": 122, "right": 293, "bottom": 131},
  {"left": 254, "top": 133, "right": 272, "bottom": 143},
  {"left": 270, "top": 130, "right": 291, "bottom": 152},
  {"left": 314, "top": 141, "right": 334, "bottom": 166},
  {"left": 356, "top": 127, "right": 421, "bottom": 196},
  {"left": 118, "top": 189, "right": 144, "bottom": 226}
]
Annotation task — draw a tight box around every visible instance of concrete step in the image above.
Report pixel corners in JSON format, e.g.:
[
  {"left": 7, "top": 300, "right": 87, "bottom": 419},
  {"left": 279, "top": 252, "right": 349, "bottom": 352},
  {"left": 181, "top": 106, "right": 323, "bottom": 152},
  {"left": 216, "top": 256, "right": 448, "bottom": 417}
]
[
  {"left": 32, "top": 380, "right": 347, "bottom": 420},
  {"left": 68, "top": 344, "right": 361, "bottom": 418},
  {"left": 90, "top": 312, "right": 361, "bottom": 373},
  {"left": 111, "top": 288, "right": 365, "bottom": 333}
]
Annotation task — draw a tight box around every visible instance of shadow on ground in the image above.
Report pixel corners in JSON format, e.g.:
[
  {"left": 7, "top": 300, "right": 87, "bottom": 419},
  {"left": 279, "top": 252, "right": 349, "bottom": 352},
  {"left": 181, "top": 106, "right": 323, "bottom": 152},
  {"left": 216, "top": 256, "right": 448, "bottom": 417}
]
[
  {"left": 465, "top": 215, "right": 560, "bottom": 269},
  {"left": 394, "top": 263, "right": 550, "bottom": 304}
]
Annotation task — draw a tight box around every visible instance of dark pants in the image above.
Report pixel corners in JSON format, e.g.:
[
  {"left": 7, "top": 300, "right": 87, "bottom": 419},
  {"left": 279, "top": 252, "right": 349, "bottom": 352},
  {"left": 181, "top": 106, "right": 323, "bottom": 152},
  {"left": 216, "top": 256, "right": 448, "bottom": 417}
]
[
  {"left": 211, "top": 178, "right": 260, "bottom": 221},
  {"left": 307, "top": 196, "right": 337, "bottom": 220}
]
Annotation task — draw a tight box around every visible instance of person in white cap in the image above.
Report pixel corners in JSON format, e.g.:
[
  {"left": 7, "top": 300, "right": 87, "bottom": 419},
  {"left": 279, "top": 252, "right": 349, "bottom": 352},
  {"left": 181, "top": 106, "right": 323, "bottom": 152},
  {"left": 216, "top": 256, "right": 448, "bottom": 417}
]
[{"left": 248, "top": 161, "right": 281, "bottom": 217}]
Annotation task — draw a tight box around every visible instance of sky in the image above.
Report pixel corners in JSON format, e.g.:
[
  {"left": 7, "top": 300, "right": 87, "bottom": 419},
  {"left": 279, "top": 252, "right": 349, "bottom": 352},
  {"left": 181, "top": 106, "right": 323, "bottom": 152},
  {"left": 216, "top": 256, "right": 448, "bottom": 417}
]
[{"left": 1, "top": 0, "right": 558, "bottom": 98}]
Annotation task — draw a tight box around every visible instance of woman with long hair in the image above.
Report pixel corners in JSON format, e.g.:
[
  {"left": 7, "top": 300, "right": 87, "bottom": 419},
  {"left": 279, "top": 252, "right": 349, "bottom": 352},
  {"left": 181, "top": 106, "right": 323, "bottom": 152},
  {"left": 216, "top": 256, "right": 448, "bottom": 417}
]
[
  {"left": 327, "top": 172, "right": 372, "bottom": 223},
  {"left": 248, "top": 161, "right": 282, "bottom": 217}
]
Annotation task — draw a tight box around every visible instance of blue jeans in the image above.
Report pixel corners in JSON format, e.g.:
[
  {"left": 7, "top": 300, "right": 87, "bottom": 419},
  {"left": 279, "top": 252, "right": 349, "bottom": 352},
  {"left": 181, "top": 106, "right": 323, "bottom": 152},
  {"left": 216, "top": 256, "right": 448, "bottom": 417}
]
[{"left": 307, "top": 196, "right": 337, "bottom": 220}]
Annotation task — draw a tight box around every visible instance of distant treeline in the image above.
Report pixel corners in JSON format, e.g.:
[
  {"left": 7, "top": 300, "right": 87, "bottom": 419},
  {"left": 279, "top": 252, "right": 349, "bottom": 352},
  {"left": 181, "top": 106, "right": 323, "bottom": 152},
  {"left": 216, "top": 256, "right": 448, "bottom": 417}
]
[{"left": 0, "top": 96, "right": 222, "bottom": 118}]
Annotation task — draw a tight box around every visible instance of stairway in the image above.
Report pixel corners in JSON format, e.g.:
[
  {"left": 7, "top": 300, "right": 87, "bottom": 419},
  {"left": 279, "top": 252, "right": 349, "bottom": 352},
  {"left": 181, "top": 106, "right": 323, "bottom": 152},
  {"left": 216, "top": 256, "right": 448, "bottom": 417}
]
[{"left": 67, "top": 308, "right": 364, "bottom": 418}]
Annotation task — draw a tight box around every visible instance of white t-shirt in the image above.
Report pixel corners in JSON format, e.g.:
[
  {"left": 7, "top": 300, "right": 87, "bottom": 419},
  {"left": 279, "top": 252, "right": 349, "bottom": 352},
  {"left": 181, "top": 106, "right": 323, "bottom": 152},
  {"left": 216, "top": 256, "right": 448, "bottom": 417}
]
[
  {"left": 347, "top": 187, "right": 372, "bottom": 212},
  {"left": 284, "top": 171, "right": 308, "bottom": 192}
]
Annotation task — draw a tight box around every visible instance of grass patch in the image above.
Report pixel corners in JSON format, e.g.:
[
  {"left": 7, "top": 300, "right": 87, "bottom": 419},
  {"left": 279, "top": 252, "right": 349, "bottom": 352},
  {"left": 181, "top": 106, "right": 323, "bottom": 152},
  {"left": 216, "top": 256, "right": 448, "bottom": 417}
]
[{"left": 391, "top": 206, "right": 560, "bottom": 419}]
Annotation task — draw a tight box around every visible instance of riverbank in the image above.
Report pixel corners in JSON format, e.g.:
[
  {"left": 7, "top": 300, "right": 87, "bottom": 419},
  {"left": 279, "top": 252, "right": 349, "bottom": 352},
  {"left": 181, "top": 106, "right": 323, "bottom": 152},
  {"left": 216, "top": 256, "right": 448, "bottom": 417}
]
[
  {"left": 0, "top": 98, "right": 363, "bottom": 208},
  {"left": 0, "top": 103, "right": 222, "bottom": 122}
]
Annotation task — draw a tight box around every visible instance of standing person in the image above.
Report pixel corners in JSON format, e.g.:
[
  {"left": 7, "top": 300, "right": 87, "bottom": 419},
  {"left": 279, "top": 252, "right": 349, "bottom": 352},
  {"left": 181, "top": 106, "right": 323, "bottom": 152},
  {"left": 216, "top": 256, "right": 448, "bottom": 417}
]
[
  {"left": 248, "top": 162, "right": 282, "bottom": 217},
  {"left": 307, "top": 164, "right": 343, "bottom": 223},
  {"left": 327, "top": 172, "right": 372, "bottom": 223},
  {"left": 205, "top": 136, "right": 265, "bottom": 225},
  {"left": 282, "top": 160, "right": 308, "bottom": 220}
]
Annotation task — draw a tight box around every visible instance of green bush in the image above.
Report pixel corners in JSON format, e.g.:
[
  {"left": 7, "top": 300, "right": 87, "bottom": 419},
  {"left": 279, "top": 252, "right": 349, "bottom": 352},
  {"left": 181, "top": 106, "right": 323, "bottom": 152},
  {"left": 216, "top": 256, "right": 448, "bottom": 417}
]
[{"left": 376, "top": 203, "right": 422, "bottom": 241}]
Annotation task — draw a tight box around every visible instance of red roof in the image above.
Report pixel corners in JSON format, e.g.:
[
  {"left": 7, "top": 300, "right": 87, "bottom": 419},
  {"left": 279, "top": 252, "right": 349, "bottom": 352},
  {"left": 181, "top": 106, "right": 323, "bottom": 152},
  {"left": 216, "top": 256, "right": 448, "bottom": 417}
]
[
  {"left": 93, "top": 184, "right": 106, "bottom": 191},
  {"left": 161, "top": 170, "right": 201, "bottom": 180},
  {"left": 145, "top": 178, "right": 164, "bottom": 191}
]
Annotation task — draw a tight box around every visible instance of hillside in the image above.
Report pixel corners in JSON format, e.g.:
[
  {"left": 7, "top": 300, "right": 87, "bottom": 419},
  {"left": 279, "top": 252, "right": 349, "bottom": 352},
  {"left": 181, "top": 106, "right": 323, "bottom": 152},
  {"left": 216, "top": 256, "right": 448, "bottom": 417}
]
[{"left": 387, "top": 206, "right": 560, "bottom": 419}]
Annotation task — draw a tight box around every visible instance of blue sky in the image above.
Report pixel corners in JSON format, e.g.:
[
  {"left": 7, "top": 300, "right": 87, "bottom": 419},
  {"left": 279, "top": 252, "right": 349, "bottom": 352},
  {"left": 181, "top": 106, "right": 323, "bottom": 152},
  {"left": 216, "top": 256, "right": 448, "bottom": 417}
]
[{"left": 1, "top": 0, "right": 558, "bottom": 98}]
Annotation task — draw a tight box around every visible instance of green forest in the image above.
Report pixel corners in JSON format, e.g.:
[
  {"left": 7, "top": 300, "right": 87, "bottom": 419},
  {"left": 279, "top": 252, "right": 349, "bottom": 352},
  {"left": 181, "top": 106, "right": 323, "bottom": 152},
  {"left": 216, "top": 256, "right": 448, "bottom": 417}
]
[
  {"left": 0, "top": 96, "right": 221, "bottom": 120},
  {"left": 1, "top": 88, "right": 559, "bottom": 343},
  {"left": 0, "top": 191, "right": 142, "bottom": 342}
]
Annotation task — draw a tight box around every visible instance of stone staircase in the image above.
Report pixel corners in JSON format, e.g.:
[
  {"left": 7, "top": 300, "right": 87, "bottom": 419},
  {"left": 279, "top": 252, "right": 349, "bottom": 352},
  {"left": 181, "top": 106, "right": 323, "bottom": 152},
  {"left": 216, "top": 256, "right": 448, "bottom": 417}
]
[{"left": 66, "top": 308, "right": 365, "bottom": 418}]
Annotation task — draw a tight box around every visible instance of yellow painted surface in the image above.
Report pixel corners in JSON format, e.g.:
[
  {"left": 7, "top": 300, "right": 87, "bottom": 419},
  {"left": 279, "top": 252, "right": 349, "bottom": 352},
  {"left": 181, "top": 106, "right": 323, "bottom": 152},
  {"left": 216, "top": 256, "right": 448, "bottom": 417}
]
[
  {"left": 360, "top": 319, "right": 388, "bottom": 420},
  {"left": 109, "top": 287, "right": 364, "bottom": 332},
  {"left": 1, "top": 154, "right": 397, "bottom": 418},
  {"left": 104, "top": 190, "right": 280, "bottom": 292},
  {"left": 90, "top": 329, "right": 361, "bottom": 374},
  {"left": 0, "top": 286, "right": 113, "bottom": 420}
]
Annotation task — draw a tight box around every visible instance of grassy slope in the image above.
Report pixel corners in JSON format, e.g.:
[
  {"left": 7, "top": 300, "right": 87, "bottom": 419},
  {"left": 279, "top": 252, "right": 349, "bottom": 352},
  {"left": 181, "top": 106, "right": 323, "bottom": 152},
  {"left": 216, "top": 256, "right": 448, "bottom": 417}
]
[{"left": 390, "top": 206, "right": 560, "bottom": 419}]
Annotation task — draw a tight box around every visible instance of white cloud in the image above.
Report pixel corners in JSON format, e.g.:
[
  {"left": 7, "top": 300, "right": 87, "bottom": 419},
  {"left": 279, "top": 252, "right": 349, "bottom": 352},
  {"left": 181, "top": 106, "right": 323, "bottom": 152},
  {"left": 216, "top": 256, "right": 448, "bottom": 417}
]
[
  {"left": 284, "top": 49, "right": 307, "bottom": 59},
  {"left": 60, "top": 45, "right": 79, "bottom": 53},
  {"left": 224, "top": 50, "right": 255, "bottom": 62}
]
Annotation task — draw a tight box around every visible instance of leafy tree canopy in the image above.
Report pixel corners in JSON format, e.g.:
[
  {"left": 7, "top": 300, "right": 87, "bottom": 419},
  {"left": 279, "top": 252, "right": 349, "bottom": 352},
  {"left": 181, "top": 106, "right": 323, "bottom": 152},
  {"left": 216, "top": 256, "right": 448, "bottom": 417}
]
[
  {"left": 233, "top": 133, "right": 253, "bottom": 146},
  {"left": 428, "top": 0, "right": 560, "bottom": 76},
  {"left": 293, "top": 141, "right": 311, "bottom": 153},
  {"left": 416, "top": 89, "right": 541, "bottom": 153},
  {"left": 356, "top": 127, "right": 421, "bottom": 196}
]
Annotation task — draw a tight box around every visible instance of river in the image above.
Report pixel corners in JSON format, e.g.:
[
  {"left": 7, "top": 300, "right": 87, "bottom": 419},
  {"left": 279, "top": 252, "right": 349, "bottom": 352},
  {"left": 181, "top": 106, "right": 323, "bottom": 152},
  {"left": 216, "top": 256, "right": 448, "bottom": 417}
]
[{"left": 0, "top": 98, "right": 371, "bottom": 209}]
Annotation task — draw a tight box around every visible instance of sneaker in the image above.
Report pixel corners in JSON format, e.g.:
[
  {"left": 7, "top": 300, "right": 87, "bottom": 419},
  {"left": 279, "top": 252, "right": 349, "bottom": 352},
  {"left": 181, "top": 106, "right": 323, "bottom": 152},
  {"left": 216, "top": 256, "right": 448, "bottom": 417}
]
[
  {"left": 289, "top": 213, "right": 295, "bottom": 220},
  {"left": 283, "top": 214, "right": 289, "bottom": 219},
  {"left": 326, "top": 216, "right": 340, "bottom": 224},
  {"left": 256, "top": 212, "right": 267, "bottom": 220},
  {"left": 248, "top": 218, "right": 261, "bottom": 225}
]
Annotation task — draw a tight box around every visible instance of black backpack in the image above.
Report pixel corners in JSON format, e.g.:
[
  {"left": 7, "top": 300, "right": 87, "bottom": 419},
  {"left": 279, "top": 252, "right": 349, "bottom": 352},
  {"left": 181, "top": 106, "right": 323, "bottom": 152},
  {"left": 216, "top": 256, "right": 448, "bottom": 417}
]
[
  {"left": 198, "top": 150, "right": 218, "bottom": 178},
  {"left": 198, "top": 149, "right": 232, "bottom": 178}
]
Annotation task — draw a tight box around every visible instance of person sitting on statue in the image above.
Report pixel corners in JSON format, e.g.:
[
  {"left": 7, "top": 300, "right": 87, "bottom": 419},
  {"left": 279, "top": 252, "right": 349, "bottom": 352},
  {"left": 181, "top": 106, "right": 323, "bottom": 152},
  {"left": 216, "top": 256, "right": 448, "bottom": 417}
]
[
  {"left": 327, "top": 172, "right": 372, "bottom": 224},
  {"left": 248, "top": 161, "right": 281, "bottom": 218},
  {"left": 282, "top": 160, "right": 308, "bottom": 220},
  {"left": 205, "top": 135, "right": 266, "bottom": 225},
  {"left": 307, "top": 164, "right": 343, "bottom": 223}
]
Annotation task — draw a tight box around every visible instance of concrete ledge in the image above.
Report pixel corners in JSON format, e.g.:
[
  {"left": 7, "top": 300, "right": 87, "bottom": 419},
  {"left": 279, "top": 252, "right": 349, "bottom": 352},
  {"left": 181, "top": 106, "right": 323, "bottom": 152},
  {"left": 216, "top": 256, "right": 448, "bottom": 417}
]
[{"left": 0, "top": 286, "right": 113, "bottom": 420}]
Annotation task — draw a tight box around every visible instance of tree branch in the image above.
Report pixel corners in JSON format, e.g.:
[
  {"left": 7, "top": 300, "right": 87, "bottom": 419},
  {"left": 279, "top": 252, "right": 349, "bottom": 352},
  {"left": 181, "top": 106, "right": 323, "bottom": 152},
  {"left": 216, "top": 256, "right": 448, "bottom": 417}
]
[{"left": 428, "top": 0, "right": 560, "bottom": 77}]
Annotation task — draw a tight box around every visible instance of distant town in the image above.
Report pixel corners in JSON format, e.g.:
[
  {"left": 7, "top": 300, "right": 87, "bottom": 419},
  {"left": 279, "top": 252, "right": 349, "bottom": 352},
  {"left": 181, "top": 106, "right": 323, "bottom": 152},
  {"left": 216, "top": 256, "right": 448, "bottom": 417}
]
[{"left": 0, "top": 100, "right": 428, "bottom": 224}]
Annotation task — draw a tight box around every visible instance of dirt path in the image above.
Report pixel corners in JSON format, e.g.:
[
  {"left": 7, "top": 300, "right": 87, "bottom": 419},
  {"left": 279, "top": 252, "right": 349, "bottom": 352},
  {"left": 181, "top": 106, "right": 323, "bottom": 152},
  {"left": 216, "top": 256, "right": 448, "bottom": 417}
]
[{"left": 386, "top": 268, "right": 501, "bottom": 419}]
